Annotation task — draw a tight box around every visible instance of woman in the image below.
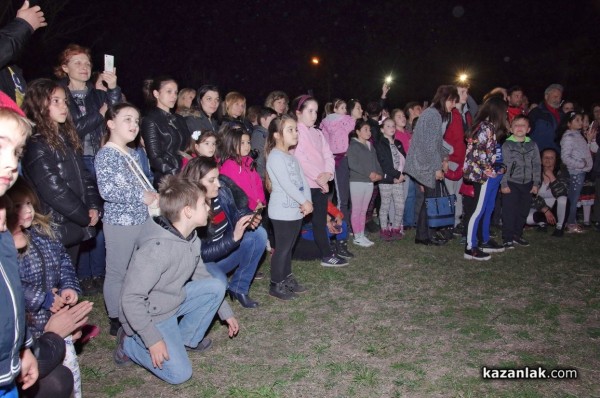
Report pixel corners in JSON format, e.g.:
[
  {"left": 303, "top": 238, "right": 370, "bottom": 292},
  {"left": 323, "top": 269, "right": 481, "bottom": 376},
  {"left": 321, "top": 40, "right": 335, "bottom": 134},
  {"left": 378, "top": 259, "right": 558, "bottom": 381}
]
[
  {"left": 184, "top": 85, "right": 220, "bottom": 135},
  {"left": 141, "top": 76, "right": 190, "bottom": 188},
  {"left": 404, "top": 85, "right": 458, "bottom": 246},
  {"left": 181, "top": 157, "right": 267, "bottom": 308},
  {"left": 175, "top": 88, "right": 196, "bottom": 116},
  {"left": 221, "top": 91, "right": 253, "bottom": 132},
  {"left": 264, "top": 91, "right": 289, "bottom": 116}
]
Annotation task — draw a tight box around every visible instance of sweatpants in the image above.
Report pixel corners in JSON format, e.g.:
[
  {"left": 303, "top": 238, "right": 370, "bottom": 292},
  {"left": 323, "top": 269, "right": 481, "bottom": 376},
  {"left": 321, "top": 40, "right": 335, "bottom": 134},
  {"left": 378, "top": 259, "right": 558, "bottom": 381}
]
[
  {"left": 350, "top": 181, "right": 374, "bottom": 234},
  {"left": 270, "top": 219, "right": 302, "bottom": 283},
  {"left": 502, "top": 181, "right": 533, "bottom": 242},
  {"left": 466, "top": 175, "right": 501, "bottom": 250},
  {"left": 379, "top": 182, "right": 405, "bottom": 229}
]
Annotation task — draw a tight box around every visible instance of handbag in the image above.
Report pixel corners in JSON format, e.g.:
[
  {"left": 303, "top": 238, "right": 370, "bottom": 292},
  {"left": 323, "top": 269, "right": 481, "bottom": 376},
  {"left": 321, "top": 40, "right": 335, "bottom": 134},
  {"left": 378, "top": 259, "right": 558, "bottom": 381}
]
[
  {"left": 425, "top": 180, "right": 456, "bottom": 228},
  {"left": 104, "top": 143, "right": 160, "bottom": 217}
]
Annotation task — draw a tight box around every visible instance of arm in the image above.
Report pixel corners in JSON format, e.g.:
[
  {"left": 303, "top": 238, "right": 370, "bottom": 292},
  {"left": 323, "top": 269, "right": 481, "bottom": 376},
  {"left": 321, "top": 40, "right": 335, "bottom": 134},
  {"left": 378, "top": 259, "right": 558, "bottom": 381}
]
[
  {"left": 0, "top": 18, "right": 32, "bottom": 68},
  {"left": 141, "top": 116, "right": 174, "bottom": 175},
  {"left": 501, "top": 142, "right": 513, "bottom": 188},
  {"left": 56, "top": 240, "right": 81, "bottom": 294},
  {"left": 19, "top": 257, "right": 47, "bottom": 313},
  {"left": 95, "top": 149, "right": 145, "bottom": 204},
  {"left": 320, "top": 131, "right": 335, "bottom": 176},
  {"left": 531, "top": 143, "right": 542, "bottom": 188},
  {"left": 561, "top": 134, "right": 586, "bottom": 170}
]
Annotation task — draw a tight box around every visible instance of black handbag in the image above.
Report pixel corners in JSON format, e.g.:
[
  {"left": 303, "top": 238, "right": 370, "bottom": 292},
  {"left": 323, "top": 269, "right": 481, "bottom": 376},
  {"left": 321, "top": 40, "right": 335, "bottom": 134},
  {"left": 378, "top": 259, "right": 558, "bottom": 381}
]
[{"left": 425, "top": 181, "right": 456, "bottom": 228}]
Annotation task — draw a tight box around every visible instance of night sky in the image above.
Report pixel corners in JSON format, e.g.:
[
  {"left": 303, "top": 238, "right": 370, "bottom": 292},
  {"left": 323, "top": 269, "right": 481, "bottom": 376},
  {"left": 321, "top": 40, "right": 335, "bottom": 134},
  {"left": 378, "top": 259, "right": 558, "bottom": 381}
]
[{"left": 8, "top": 0, "right": 600, "bottom": 110}]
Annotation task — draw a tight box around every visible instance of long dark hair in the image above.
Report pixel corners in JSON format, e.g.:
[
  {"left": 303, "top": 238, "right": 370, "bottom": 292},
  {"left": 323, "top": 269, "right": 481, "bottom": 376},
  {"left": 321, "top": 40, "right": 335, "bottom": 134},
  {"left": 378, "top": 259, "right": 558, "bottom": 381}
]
[
  {"left": 180, "top": 156, "right": 218, "bottom": 182},
  {"left": 349, "top": 119, "right": 369, "bottom": 141},
  {"left": 430, "top": 85, "right": 459, "bottom": 122},
  {"left": 218, "top": 124, "right": 255, "bottom": 170},
  {"left": 556, "top": 110, "right": 582, "bottom": 144},
  {"left": 469, "top": 95, "right": 508, "bottom": 140}
]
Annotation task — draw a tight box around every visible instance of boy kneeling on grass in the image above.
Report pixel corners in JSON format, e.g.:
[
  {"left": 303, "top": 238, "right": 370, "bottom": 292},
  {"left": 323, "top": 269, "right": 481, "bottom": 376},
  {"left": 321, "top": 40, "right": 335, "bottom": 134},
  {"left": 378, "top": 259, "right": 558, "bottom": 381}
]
[{"left": 114, "top": 175, "right": 239, "bottom": 384}]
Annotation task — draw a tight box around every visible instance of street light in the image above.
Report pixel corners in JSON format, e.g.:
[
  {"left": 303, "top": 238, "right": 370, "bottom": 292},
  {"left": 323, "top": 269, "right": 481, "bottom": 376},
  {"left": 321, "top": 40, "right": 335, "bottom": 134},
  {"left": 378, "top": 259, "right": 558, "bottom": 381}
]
[
  {"left": 311, "top": 56, "right": 320, "bottom": 65},
  {"left": 458, "top": 73, "right": 469, "bottom": 83}
]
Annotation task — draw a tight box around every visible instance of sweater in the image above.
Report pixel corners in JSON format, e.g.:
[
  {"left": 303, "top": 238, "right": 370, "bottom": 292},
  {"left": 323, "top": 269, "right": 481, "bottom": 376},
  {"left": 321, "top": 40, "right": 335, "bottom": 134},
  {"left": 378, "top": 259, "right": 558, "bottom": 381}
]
[
  {"left": 347, "top": 138, "right": 383, "bottom": 183},
  {"left": 501, "top": 136, "right": 541, "bottom": 188},
  {"left": 560, "top": 130, "right": 593, "bottom": 174},
  {"left": 120, "top": 216, "right": 233, "bottom": 348},
  {"left": 219, "top": 156, "right": 265, "bottom": 211},
  {"left": 266, "top": 149, "right": 312, "bottom": 221},
  {"left": 319, "top": 114, "right": 355, "bottom": 154},
  {"left": 404, "top": 107, "right": 449, "bottom": 189},
  {"left": 291, "top": 122, "right": 335, "bottom": 189}
]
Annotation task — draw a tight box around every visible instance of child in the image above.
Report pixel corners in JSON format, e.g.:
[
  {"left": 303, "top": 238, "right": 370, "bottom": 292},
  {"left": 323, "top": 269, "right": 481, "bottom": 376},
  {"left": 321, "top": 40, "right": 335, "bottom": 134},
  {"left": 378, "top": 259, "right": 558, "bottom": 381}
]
[
  {"left": 559, "top": 111, "right": 593, "bottom": 233},
  {"left": 116, "top": 176, "right": 238, "bottom": 384},
  {"left": 219, "top": 125, "right": 266, "bottom": 211},
  {"left": 181, "top": 129, "right": 218, "bottom": 168},
  {"left": 265, "top": 115, "right": 313, "bottom": 300},
  {"left": 348, "top": 119, "right": 383, "bottom": 247},
  {"left": 7, "top": 179, "right": 83, "bottom": 398},
  {"left": 501, "top": 115, "right": 541, "bottom": 246},
  {"left": 291, "top": 95, "right": 347, "bottom": 267},
  {"left": 251, "top": 107, "right": 277, "bottom": 181},
  {"left": 375, "top": 118, "right": 406, "bottom": 240},
  {"left": 95, "top": 103, "right": 159, "bottom": 336}
]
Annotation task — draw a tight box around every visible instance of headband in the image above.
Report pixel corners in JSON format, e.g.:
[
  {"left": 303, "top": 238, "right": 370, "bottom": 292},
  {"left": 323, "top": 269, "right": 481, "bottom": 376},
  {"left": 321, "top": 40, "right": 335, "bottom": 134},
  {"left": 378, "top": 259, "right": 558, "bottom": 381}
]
[{"left": 296, "top": 95, "right": 312, "bottom": 112}]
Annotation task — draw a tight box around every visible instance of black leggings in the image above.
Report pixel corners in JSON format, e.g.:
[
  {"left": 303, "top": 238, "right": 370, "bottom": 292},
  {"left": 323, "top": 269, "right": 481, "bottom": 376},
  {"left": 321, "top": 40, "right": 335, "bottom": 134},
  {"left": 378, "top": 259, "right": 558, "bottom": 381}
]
[
  {"left": 310, "top": 188, "right": 333, "bottom": 258},
  {"left": 270, "top": 219, "right": 302, "bottom": 283}
]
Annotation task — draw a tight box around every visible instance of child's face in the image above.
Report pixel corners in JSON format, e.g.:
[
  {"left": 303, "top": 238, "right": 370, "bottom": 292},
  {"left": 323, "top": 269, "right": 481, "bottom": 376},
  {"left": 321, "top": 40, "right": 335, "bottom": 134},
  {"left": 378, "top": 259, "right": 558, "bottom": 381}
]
[
  {"left": 272, "top": 98, "right": 287, "bottom": 115},
  {"left": 229, "top": 101, "right": 245, "bottom": 118},
  {"left": 260, "top": 114, "right": 276, "bottom": 129},
  {"left": 0, "top": 119, "right": 26, "bottom": 196},
  {"left": 334, "top": 103, "right": 347, "bottom": 115},
  {"left": 350, "top": 102, "right": 363, "bottom": 120},
  {"left": 568, "top": 115, "right": 583, "bottom": 131},
  {"left": 194, "top": 136, "right": 217, "bottom": 157},
  {"left": 357, "top": 124, "right": 371, "bottom": 141},
  {"left": 511, "top": 119, "right": 530, "bottom": 138},
  {"left": 240, "top": 134, "right": 251, "bottom": 157},
  {"left": 49, "top": 88, "right": 68, "bottom": 125},
  {"left": 189, "top": 195, "right": 210, "bottom": 228},
  {"left": 296, "top": 100, "right": 318, "bottom": 127},
  {"left": 13, "top": 195, "right": 34, "bottom": 229},
  {"left": 394, "top": 112, "right": 406, "bottom": 128},
  {"left": 200, "top": 168, "right": 221, "bottom": 199},
  {"left": 154, "top": 81, "right": 178, "bottom": 111},
  {"left": 382, "top": 120, "right": 396, "bottom": 138},
  {"left": 278, "top": 119, "right": 298, "bottom": 149},
  {"left": 108, "top": 107, "right": 140, "bottom": 145}
]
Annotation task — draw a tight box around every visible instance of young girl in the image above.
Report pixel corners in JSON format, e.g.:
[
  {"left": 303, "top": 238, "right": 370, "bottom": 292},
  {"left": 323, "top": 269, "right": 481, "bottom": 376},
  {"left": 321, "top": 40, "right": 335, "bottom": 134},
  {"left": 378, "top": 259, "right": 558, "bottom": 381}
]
[
  {"left": 21, "top": 79, "right": 102, "bottom": 263},
  {"left": 375, "top": 118, "right": 407, "bottom": 240},
  {"left": 291, "top": 95, "right": 347, "bottom": 267},
  {"left": 181, "top": 130, "right": 218, "bottom": 168},
  {"left": 347, "top": 119, "right": 383, "bottom": 247},
  {"left": 219, "top": 126, "right": 265, "bottom": 211},
  {"left": 265, "top": 115, "right": 313, "bottom": 300},
  {"left": 7, "top": 179, "right": 83, "bottom": 398},
  {"left": 95, "top": 103, "right": 159, "bottom": 336},
  {"left": 320, "top": 99, "right": 356, "bottom": 223},
  {"left": 559, "top": 111, "right": 593, "bottom": 233}
]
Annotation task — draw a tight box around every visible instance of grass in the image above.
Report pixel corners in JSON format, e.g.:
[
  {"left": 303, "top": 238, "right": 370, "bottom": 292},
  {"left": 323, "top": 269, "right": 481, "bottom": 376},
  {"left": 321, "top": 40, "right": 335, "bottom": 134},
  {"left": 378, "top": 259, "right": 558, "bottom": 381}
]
[{"left": 79, "top": 226, "right": 600, "bottom": 397}]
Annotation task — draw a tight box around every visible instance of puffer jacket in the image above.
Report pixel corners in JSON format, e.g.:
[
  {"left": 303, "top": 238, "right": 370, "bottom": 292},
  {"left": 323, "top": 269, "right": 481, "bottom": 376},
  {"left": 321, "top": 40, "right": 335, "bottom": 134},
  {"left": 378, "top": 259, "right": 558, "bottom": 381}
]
[
  {"left": 19, "top": 228, "right": 81, "bottom": 338},
  {"left": 501, "top": 136, "right": 541, "bottom": 188},
  {"left": 141, "top": 107, "right": 190, "bottom": 188},
  {"left": 560, "top": 130, "right": 593, "bottom": 174},
  {"left": 22, "top": 133, "right": 101, "bottom": 247}
]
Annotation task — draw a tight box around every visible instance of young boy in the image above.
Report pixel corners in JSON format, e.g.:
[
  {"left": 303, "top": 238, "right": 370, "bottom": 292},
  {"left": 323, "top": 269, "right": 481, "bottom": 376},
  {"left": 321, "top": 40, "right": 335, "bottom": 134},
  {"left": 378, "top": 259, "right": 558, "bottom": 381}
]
[
  {"left": 250, "top": 106, "right": 277, "bottom": 180},
  {"left": 115, "top": 176, "right": 239, "bottom": 385},
  {"left": 501, "top": 115, "right": 541, "bottom": 248}
]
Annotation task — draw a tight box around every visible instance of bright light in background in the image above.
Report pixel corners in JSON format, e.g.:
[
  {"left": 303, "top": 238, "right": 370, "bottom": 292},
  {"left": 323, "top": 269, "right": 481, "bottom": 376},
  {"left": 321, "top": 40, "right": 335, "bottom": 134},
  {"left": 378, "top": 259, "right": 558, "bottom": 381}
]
[
  {"left": 458, "top": 73, "right": 469, "bottom": 83},
  {"left": 311, "top": 57, "right": 320, "bottom": 65},
  {"left": 385, "top": 75, "right": 393, "bottom": 84}
]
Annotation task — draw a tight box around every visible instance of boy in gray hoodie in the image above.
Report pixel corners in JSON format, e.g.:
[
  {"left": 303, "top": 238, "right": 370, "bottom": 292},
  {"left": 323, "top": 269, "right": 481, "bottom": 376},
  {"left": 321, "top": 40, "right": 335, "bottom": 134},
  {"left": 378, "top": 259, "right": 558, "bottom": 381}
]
[{"left": 115, "top": 176, "right": 238, "bottom": 384}]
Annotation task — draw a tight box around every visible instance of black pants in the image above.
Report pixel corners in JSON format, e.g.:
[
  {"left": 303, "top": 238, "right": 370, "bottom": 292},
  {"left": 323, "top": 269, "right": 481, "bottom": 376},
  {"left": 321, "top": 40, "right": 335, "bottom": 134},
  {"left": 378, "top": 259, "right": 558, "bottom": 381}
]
[
  {"left": 310, "top": 188, "right": 333, "bottom": 258},
  {"left": 271, "top": 219, "right": 303, "bottom": 283},
  {"left": 502, "top": 181, "right": 533, "bottom": 242},
  {"left": 415, "top": 184, "right": 437, "bottom": 240}
]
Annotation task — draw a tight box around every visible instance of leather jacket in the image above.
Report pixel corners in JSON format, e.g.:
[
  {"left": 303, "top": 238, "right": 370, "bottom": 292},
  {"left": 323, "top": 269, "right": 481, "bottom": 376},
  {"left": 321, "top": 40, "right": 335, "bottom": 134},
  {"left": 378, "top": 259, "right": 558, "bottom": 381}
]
[
  {"left": 22, "top": 133, "right": 102, "bottom": 247},
  {"left": 141, "top": 107, "right": 189, "bottom": 187}
]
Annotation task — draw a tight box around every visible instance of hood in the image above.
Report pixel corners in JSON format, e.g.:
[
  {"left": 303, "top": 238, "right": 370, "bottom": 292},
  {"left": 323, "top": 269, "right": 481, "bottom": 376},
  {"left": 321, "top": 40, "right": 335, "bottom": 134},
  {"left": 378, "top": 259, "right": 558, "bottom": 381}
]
[{"left": 136, "top": 216, "right": 196, "bottom": 245}]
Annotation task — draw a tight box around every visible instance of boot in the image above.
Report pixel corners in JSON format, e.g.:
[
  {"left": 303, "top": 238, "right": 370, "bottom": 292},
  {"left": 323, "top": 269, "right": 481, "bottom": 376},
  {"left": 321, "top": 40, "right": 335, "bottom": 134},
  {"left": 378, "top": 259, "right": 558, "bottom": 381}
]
[
  {"left": 335, "top": 239, "right": 354, "bottom": 259},
  {"left": 109, "top": 317, "right": 121, "bottom": 337},
  {"left": 329, "top": 239, "right": 338, "bottom": 256},
  {"left": 269, "top": 281, "right": 296, "bottom": 300},
  {"left": 284, "top": 274, "right": 307, "bottom": 293}
]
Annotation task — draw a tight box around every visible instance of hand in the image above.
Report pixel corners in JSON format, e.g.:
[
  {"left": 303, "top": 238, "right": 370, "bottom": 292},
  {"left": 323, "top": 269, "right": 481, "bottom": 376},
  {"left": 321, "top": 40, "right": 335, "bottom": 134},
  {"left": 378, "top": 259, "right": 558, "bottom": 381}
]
[
  {"left": 381, "top": 83, "right": 390, "bottom": 98},
  {"left": 442, "top": 160, "right": 449, "bottom": 173},
  {"left": 248, "top": 214, "right": 262, "bottom": 229},
  {"left": 300, "top": 201, "right": 313, "bottom": 216},
  {"left": 49, "top": 288, "right": 66, "bottom": 313},
  {"left": 233, "top": 215, "right": 253, "bottom": 241},
  {"left": 544, "top": 209, "right": 556, "bottom": 225},
  {"left": 143, "top": 191, "right": 159, "bottom": 206},
  {"left": 100, "top": 69, "right": 118, "bottom": 89},
  {"left": 99, "top": 103, "right": 108, "bottom": 117},
  {"left": 16, "top": 1, "right": 47, "bottom": 31},
  {"left": 501, "top": 186, "right": 511, "bottom": 194},
  {"left": 369, "top": 172, "right": 382, "bottom": 182},
  {"left": 149, "top": 340, "right": 169, "bottom": 369},
  {"left": 327, "top": 220, "right": 338, "bottom": 234},
  {"left": 316, "top": 172, "right": 331, "bottom": 188},
  {"left": 435, "top": 170, "right": 444, "bottom": 180},
  {"left": 530, "top": 186, "right": 539, "bottom": 195},
  {"left": 89, "top": 209, "right": 99, "bottom": 226},
  {"left": 18, "top": 349, "right": 38, "bottom": 390},
  {"left": 225, "top": 317, "right": 239, "bottom": 338},
  {"left": 44, "top": 301, "right": 93, "bottom": 338},
  {"left": 60, "top": 288, "right": 78, "bottom": 305}
]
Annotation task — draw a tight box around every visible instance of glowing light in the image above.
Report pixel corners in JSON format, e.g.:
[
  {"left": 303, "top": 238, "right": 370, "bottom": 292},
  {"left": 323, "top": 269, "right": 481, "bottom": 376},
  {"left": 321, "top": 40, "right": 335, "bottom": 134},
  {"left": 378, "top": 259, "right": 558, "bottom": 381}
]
[
  {"left": 385, "top": 75, "right": 393, "bottom": 84},
  {"left": 458, "top": 73, "right": 469, "bottom": 83},
  {"left": 311, "top": 57, "right": 320, "bottom": 65}
]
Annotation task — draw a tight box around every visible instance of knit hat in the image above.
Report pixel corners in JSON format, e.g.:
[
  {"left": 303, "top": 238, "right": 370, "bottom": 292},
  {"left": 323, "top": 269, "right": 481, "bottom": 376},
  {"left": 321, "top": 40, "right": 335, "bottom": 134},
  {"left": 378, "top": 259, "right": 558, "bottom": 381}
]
[{"left": 0, "top": 90, "right": 25, "bottom": 116}]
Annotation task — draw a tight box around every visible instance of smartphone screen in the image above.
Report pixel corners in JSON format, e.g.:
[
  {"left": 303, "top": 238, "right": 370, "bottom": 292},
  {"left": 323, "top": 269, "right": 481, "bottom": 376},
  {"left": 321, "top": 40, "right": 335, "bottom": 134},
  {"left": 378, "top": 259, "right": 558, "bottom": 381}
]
[
  {"left": 248, "top": 205, "right": 264, "bottom": 226},
  {"left": 104, "top": 54, "right": 114, "bottom": 73}
]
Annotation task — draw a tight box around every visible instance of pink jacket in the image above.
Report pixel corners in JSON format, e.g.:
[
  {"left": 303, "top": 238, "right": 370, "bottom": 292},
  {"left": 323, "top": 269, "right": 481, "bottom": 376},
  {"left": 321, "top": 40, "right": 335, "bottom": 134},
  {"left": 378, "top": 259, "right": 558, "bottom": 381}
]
[
  {"left": 394, "top": 129, "right": 412, "bottom": 154},
  {"left": 291, "top": 122, "right": 335, "bottom": 189},
  {"left": 319, "top": 114, "right": 355, "bottom": 154},
  {"left": 219, "top": 156, "right": 266, "bottom": 210}
]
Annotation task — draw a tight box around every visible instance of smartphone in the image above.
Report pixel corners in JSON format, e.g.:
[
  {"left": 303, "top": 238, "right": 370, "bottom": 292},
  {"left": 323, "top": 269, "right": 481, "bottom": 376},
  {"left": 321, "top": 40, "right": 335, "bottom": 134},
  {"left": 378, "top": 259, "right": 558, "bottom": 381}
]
[
  {"left": 248, "top": 205, "right": 264, "bottom": 226},
  {"left": 104, "top": 54, "right": 114, "bottom": 73}
]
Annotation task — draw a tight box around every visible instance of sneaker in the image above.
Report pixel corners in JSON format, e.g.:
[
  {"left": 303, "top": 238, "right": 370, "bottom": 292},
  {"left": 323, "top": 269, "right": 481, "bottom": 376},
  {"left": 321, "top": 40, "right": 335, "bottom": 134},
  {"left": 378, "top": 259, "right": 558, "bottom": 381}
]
[
  {"left": 453, "top": 223, "right": 464, "bottom": 236},
  {"left": 362, "top": 235, "right": 375, "bottom": 246},
  {"left": 80, "top": 278, "right": 98, "bottom": 296},
  {"left": 320, "top": 255, "right": 349, "bottom": 267},
  {"left": 379, "top": 228, "right": 392, "bottom": 241},
  {"left": 185, "top": 338, "right": 212, "bottom": 352},
  {"left": 503, "top": 241, "right": 515, "bottom": 249},
  {"left": 253, "top": 271, "right": 264, "bottom": 280},
  {"left": 566, "top": 224, "right": 585, "bottom": 234},
  {"left": 335, "top": 240, "right": 354, "bottom": 259},
  {"left": 113, "top": 327, "right": 133, "bottom": 366},
  {"left": 513, "top": 236, "right": 530, "bottom": 246},
  {"left": 583, "top": 222, "right": 592, "bottom": 229},
  {"left": 464, "top": 247, "right": 491, "bottom": 261},
  {"left": 552, "top": 228, "right": 564, "bottom": 237},
  {"left": 480, "top": 239, "right": 505, "bottom": 253},
  {"left": 353, "top": 235, "right": 373, "bottom": 248},
  {"left": 79, "top": 324, "right": 100, "bottom": 345},
  {"left": 284, "top": 274, "right": 307, "bottom": 293},
  {"left": 536, "top": 223, "right": 548, "bottom": 233},
  {"left": 391, "top": 228, "right": 404, "bottom": 240},
  {"left": 269, "top": 281, "right": 296, "bottom": 300}
]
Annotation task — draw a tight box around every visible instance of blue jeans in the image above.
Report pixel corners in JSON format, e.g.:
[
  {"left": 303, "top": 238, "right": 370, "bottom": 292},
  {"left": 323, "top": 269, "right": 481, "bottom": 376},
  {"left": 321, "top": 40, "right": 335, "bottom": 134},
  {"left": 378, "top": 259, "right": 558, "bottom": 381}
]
[
  {"left": 123, "top": 278, "right": 225, "bottom": 384},
  {"left": 403, "top": 177, "right": 417, "bottom": 227},
  {"left": 205, "top": 226, "right": 267, "bottom": 295},
  {"left": 567, "top": 172, "right": 585, "bottom": 224},
  {"left": 0, "top": 383, "right": 17, "bottom": 398}
]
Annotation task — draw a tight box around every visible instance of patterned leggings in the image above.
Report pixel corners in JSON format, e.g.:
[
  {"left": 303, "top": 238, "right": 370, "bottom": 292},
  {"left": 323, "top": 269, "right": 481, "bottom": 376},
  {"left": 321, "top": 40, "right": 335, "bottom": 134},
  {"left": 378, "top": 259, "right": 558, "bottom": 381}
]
[{"left": 379, "top": 183, "right": 405, "bottom": 229}]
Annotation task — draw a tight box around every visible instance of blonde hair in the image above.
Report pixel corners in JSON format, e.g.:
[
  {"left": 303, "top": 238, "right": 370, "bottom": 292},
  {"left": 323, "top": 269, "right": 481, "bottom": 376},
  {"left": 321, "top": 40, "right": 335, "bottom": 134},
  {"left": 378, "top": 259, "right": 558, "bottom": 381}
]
[
  {"left": 222, "top": 91, "right": 246, "bottom": 118},
  {"left": 0, "top": 108, "right": 34, "bottom": 139},
  {"left": 6, "top": 178, "right": 55, "bottom": 240}
]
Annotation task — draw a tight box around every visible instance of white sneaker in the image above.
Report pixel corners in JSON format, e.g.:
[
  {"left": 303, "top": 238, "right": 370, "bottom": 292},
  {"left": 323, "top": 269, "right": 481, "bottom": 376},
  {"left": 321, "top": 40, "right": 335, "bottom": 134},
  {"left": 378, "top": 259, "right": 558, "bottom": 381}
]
[
  {"left": 353, "top": 235, "right": 372, "bottom": 247},
  {"left": 362, "top": 236, "right": 375, "bottom": 246}
]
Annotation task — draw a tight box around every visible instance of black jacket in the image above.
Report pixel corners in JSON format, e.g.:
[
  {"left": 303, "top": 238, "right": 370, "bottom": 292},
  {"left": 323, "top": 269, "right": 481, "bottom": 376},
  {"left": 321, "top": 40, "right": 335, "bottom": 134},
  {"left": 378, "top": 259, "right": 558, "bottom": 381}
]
[
  {"left": 183, "top": 108, "right": 219, "bottom": 135},
  {"left": 0, "top": 18, "right": 32, "bottom": 103},
  {"left": 58, "top": 78, "right": 122, "bottom": 156},
  {"left": 141, "top": 107, "right": 190, "bottom": 188},
  {"left": 22, "top": 133, "right": 101, "bottom": 247},
  {"left": 375, "top": 137, "right": 407, "bottom": 184}
]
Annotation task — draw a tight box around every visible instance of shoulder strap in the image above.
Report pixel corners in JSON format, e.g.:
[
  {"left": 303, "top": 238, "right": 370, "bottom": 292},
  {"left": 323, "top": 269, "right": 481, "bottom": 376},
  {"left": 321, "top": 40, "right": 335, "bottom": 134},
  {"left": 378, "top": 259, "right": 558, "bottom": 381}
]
[{"left": 104, "top": 143, "right": 155, "bottom": 192}]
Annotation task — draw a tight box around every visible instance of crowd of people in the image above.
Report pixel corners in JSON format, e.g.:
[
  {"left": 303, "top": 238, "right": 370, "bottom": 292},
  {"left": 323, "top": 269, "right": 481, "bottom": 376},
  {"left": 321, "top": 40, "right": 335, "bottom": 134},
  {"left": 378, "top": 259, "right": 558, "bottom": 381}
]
[{"left": 1, "top": 1, "right": 600, "bottom": 393}]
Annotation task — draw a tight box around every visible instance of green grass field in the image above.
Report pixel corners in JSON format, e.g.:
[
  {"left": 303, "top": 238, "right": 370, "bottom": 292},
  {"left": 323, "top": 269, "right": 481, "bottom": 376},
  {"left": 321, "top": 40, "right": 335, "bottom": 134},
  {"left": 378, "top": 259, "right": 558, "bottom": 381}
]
[{"left": 79, "top": 226, "right": 600, "bottom": 397}]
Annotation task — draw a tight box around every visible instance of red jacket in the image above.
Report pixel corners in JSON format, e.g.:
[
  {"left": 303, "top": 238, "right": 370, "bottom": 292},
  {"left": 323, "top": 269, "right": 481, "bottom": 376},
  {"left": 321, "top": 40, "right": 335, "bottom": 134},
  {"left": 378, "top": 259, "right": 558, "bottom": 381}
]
[{"left": 443, "top": 108, "right": 469, "bottom": 180}]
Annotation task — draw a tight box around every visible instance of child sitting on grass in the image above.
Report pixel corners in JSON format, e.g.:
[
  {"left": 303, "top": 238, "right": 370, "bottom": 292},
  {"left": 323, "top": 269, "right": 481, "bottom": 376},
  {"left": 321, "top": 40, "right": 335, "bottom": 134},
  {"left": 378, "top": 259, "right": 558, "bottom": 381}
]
[{"left": 115, "top": 176, "right": 239, "bottom": 384}]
